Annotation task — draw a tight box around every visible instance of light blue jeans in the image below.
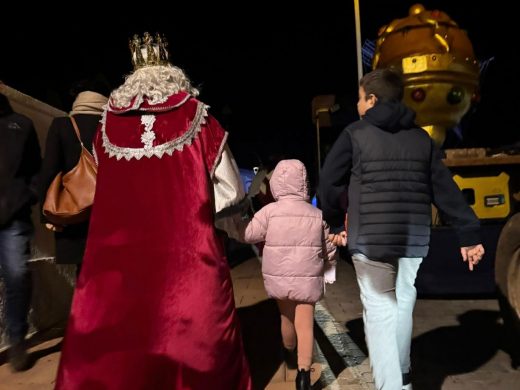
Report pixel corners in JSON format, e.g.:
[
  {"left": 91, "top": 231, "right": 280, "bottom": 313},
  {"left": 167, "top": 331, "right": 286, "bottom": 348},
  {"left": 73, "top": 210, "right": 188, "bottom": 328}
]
[{"left": 352, "top": 253, "right": 422, "bottom": 390}]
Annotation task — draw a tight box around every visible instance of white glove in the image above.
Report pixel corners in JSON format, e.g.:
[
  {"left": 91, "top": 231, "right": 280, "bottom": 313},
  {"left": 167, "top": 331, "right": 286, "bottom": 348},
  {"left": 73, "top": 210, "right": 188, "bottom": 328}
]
[{"left": 324, "top": 265, "right": 336, "bottom": 284}]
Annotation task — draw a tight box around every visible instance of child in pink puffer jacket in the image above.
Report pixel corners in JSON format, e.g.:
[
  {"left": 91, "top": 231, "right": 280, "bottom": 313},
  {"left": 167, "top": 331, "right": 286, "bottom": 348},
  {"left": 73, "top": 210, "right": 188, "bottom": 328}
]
[{"left": 241, "top": 159, "right": 337, "bottom": 390}]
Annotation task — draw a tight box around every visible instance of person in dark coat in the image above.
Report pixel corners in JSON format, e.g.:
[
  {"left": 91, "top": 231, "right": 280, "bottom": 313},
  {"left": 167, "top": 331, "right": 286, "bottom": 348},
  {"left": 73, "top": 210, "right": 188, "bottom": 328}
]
[
  {"left": 319, "top": 69, "right": 485, "bottom": 390},
  {"left": 39, "top": 79, "right": 109, "bottom": 273},
  {"left": 0, "top": 93, "right": 41, "bottom": 371}
]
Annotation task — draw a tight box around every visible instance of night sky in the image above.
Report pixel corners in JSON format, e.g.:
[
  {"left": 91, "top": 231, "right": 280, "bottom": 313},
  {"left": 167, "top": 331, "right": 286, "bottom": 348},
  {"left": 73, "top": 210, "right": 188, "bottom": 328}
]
[{"left": 1, "top": 1, "right": 516, "bottom": 182}]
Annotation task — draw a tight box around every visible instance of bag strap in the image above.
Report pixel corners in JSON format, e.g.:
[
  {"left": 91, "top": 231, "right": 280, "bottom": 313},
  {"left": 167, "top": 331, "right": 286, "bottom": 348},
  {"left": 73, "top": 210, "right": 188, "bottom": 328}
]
[
  {"left": 69, "top": 116, "right": 95, "bottom": 159},
  {"left": 69, "top": 116, "right": 84, "bottom": 147}
]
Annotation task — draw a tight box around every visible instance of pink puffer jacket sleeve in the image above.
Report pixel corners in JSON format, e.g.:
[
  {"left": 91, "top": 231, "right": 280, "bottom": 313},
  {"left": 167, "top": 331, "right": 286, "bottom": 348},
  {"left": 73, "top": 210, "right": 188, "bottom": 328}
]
[
  {"left": 322, "top": 221, "right": 337, "bottom": 266},
  {"left": 242, "top": 207, "right": 269, "bottom": 244}
]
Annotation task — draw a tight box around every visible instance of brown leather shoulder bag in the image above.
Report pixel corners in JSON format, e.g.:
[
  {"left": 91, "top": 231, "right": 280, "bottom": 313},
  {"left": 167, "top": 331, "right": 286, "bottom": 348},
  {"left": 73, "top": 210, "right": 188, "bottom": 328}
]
[{"left": 43, "top": 116, "right": 97, "bottom": 225}]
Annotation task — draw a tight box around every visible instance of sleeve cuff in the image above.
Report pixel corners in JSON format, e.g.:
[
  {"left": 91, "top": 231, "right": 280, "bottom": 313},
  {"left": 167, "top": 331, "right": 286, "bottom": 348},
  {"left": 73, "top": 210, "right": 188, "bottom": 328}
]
[
  {"left": 330, "top": 224, "right": 345, "bottom": 234},
  {"left": 324, "top": 265, "right": 336, "bottom": 283},
  {"left": 458, "top": 229, "right": 481, "bottom": 247}
]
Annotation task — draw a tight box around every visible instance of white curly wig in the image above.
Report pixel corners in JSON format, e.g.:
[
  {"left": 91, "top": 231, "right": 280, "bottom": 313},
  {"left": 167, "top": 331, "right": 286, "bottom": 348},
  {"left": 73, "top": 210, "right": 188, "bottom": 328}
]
[{"left": 110, "top": 65, "right": 199, "bottom": 108}]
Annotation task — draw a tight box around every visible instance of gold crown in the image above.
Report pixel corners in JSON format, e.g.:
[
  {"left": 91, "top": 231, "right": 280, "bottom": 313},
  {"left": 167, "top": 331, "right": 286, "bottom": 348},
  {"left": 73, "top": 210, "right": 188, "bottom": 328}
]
[{"left": 129, "top": 32, "right": 170, "bottom": 70}]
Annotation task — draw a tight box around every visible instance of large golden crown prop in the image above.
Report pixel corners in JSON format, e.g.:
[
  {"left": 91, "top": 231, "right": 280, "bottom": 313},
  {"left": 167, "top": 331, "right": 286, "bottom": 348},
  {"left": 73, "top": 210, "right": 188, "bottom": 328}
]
[{"left": 129, "top": 32, "right": 170, "bottom": 70}]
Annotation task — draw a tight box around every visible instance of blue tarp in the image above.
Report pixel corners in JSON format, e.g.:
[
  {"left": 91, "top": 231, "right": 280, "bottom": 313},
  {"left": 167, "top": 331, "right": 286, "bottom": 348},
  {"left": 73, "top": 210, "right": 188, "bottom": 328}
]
[{"left": 239, "top": 168, "right": 255, "bottom": 194}]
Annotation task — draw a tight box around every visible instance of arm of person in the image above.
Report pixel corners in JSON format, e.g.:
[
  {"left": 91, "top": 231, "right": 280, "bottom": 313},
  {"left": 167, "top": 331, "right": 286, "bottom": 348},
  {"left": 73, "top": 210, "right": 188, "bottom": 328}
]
[
  {"left": 318, "top": 128, "right": 353, "bottom": 233},
  {"left": 429, "top": 140, "right": 484, "bottom": 270},
  {"left": 213, "top": 144, "right": 248, "bottom": 241},
  {"left": 23, "top": 121, "right": 42, "bottom": 198},
  {"left": 39, "top": 118, "right": 63, "bottom": 225},
  {"left": 200, "top": 113, "right": 255, "bottom": 241},
  {"left": 241, "top": 207, "right": 269, "bottom": 244}
]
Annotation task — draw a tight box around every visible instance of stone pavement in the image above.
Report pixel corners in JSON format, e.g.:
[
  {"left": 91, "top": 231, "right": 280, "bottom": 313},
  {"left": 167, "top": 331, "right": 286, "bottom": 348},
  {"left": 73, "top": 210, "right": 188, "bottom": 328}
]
[
  {"left": 321, "top": 258, "right": 520, "bottom": 390},
  {"left": 232, "top": 257, "right": 324, "bottom": 389},
  {"left": 2, "top": 256, "right": 518, "bottom": 389},
  {"left": 0, "top": 330, "right": 62, "bottom": 389},
  {"left": 0, "top": 258, "right": 328, "bottom": 390},
  {"left": 233, "top": 257, "right": 375, "bottom": 390}
]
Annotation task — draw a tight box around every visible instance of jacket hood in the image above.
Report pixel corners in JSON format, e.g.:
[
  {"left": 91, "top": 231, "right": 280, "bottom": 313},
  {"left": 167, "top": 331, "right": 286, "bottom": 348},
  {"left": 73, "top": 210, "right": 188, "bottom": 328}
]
[
  {"left": 270, "top": 160, "right": 309, "bottom": 201},
  {"left": 363, "top": 101, "right": 416, "bottom": 133}
]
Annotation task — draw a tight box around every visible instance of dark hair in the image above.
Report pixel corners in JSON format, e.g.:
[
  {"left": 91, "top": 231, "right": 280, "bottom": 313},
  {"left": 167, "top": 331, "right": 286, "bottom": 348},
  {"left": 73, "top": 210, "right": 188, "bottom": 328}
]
[
  {"left": 359, "top": 68, "right": 404, "bottom": 102},
  {"left": 69, "top": 74, "right": 112, "bottom": 98}
]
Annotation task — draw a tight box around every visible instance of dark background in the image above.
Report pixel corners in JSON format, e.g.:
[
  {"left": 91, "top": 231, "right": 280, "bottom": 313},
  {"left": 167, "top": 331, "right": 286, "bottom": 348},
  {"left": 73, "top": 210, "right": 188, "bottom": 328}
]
[{"left": 1, "top": 1, "right": 517, "bottom": 184}]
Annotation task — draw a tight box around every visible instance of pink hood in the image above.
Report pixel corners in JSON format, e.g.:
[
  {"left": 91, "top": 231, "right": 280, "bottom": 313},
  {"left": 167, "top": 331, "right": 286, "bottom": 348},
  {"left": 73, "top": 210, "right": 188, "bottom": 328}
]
[{"left": 269, "top": 160, "right": 310, "bottom": 202}]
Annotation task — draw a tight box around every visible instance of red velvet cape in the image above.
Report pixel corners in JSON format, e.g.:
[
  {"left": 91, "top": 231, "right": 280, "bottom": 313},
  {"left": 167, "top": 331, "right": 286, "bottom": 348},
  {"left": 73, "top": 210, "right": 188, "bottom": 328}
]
[{"left": 55, "top": 92, "right": 252, "bottom": 390}]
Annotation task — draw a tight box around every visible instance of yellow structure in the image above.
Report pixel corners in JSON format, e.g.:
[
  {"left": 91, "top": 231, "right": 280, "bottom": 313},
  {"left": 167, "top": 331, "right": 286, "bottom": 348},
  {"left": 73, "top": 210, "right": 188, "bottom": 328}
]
[
  {"left": 373, "top": 4, "right": 479, "bottom": 145},
  {"left": 453, "top": 172, "right": 511, "bottom": 219}
]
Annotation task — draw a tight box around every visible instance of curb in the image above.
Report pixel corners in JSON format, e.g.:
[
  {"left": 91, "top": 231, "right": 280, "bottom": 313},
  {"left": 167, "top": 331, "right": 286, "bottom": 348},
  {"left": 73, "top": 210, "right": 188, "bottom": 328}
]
[{"left": 314, "top": 302, "right": 375, "bottom": 389}]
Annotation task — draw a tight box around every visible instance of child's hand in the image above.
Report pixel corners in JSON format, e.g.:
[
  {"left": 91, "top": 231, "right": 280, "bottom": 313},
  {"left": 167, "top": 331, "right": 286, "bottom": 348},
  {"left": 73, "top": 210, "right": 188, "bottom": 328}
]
[
  {"left": 460, "top": 244, "right": 485, "bottom": 271},
  {"left": 328, "top": 231, "right": 347, "bottom": 247}
]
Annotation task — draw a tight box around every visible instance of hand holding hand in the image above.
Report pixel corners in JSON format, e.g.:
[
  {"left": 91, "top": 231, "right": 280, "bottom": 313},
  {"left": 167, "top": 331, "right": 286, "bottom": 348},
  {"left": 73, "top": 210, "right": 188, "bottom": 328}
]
[{"left": 328, "top": 231, "right": 347, "bottom": 247}]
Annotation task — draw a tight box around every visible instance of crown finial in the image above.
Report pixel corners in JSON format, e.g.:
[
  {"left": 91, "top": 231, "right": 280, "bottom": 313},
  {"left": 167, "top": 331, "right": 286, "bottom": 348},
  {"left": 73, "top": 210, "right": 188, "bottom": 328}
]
[
  {"left": 129, "top": 32, "right": 170, "bottom": 70},
  {"left": 156, "top": 33, "right": 169, "bottom": 63}
]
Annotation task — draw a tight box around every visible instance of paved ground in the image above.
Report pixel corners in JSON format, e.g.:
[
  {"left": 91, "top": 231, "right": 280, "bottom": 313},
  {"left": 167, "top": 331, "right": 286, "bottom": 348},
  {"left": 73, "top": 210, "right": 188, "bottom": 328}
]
[
  {"left": 0, "top": 259, "right": 320, "bottom": 390},
  {"left": 0, "top": 330, "right": 61, "bottom": 389},
  {"left": 1, "top": 256, "right": 519, "bottom": 389},
  {"left": 321, "top": 259, "right": 520, "bottom": 390}
]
